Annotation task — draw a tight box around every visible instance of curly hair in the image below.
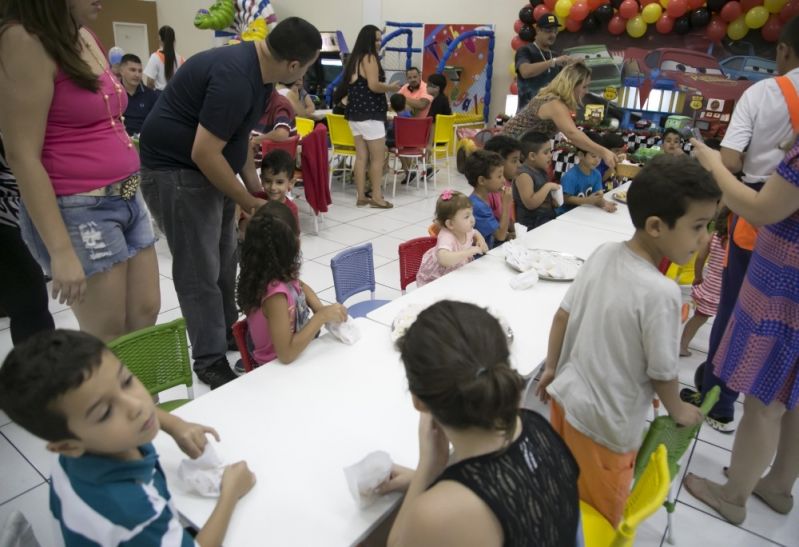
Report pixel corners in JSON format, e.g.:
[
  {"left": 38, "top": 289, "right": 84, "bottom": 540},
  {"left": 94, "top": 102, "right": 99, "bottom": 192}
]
[{"left": 236, "top": 201, "right": 301, "bottom": 314}]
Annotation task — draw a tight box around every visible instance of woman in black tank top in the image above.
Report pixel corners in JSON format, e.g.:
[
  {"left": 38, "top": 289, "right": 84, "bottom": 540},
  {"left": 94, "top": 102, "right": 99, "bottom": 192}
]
[{"left": 382, "top": 301, "right": 580, "bottom": 547}]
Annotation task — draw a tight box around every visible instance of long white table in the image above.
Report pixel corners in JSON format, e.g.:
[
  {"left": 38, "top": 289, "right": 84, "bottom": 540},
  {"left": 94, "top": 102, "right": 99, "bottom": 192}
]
[
  {"left": 555, "top": 183, "right": 635, "bottom": 236},
  {"left": 153, "top": 319, "right": 419, "bottom": 547},
  {"left": 366, "top": 219, "right": 629, "bottom": 376}
]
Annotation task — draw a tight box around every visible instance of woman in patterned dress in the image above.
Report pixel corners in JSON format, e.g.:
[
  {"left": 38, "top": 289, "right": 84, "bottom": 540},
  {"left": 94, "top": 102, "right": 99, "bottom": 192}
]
[{"left": 684, "top": 137, "right": 799, "bottom": 525}]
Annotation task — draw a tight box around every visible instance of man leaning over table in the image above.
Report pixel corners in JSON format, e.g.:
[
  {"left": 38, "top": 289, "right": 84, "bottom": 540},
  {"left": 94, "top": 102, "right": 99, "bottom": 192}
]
[{"left": 138, "top": 17, "right": 322, "bottom": 390}]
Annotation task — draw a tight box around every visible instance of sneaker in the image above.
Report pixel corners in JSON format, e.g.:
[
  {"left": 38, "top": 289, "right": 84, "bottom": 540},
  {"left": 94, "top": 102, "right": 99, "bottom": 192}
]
[
  {"left": 233, "top": 359, "right": 246, "bottom": 375},
  {"left": 705, "top": 415, "right": 735, "bottom": 434},
  {"left": 195, "top": 357, "right": 238, "bottom": 389},
  {"left": 680, "top": 388, "right": 702, "bottom": 407}
]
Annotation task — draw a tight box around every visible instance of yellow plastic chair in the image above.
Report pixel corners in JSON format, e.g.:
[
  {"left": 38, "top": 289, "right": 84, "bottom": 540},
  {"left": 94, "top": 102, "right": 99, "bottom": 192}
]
[
  {"left": 295, "top": 116, "right": 314, "bottom": 138},
  {"left": 580, "top": 444, "right": 670, "bottom": 547},
  {"left": 432, "top": 114, "right": 456, "bottom": 188},
  {"left": 326, "top": 113, "right": 356, "bottom": 191},
  {"left": 108, "top": 318, "right": 194, "bottom": 412}
]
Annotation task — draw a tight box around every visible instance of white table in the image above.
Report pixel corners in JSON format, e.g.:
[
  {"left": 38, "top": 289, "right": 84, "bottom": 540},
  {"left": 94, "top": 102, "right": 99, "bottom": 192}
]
[
  {"left": 367, "top": 219, "right": 629, "bottom": 376},
  {"left": 153, "top": 319, "right": 419, "bottom": 547},
  {"left": 555, "top": 183, "right": 635, "bottom": 236}
]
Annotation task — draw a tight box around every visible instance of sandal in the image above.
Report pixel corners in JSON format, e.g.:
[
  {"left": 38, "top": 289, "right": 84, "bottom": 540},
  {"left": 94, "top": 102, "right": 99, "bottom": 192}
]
[
  {"left": 356, "top": 198, "right": 371, "bottom": 207},
  {"left": 370, "top": 199, "right": 393, "bottom": 209}
]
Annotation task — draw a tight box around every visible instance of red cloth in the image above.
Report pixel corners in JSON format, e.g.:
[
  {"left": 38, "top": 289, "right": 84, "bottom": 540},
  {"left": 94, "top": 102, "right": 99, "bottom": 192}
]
[{"left": 300, "top": 124, "right": 332, "bottom": 214}]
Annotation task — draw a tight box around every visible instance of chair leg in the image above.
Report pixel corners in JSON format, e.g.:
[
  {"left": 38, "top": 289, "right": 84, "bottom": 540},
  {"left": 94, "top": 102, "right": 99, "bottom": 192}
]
[
  {"left": 188, "top": 385, "right": 195, "bottom": 400},
  {"left": 665, "top": 483, "right": 676, "bottom": 544},
  {"left": 392, "top": 154, "right": 399, "bottom": 198},
  {"left": 446, "top": 153, "right": 451, "bottom": 186},
  {"left": 422, "top": 157, "right": 428, "bottom": 196}
]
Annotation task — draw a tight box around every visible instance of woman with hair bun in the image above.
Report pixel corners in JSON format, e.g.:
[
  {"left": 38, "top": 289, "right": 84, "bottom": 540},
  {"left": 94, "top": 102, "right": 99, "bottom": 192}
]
[{"left": 381, "top": 300, "right": 580, "bottom": 547}]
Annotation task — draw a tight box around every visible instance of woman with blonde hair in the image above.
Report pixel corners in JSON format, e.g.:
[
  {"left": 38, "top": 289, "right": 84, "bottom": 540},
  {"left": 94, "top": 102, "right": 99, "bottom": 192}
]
[{"left": 503, "top": 62, "right": 616, "bottom": 169}]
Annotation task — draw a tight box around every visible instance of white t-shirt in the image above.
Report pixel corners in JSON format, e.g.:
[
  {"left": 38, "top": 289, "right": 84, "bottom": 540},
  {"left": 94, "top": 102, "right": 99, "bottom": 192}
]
[
  {"left": 143, "top": 51, "right": 185, "bottom": 90},
  {"left": 547, "top": 242, "right": 681, "bottom": 453},
  {"left": 721, "top": 67, "right": 799, "bottom": 184}
]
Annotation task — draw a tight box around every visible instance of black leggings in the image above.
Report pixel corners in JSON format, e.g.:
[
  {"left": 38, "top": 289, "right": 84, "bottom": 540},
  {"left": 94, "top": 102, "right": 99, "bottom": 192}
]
[{"left": 0, "top": 224, "right": 54, "bottom": 344}]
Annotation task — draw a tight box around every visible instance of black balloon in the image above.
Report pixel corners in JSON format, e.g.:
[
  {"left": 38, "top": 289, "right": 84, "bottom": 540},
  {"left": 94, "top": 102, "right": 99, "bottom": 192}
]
[
  {"left": 690, "top": 8, "right": 710, "bottom": 27},
  {"left": 707, "top": 0, "right": 727, "bottom": 12},
  {"left": 595, "top": 4, "right": 614, "bottom": 22},
  {"left": 610, "top": 0, "right": 624, "bottom": 9},
  {"left": 675, "top": 15, "right": 692, "bottom": 34},
  {"left": 519, "top": 5, "right": 535, "bottom": 24},
  {"left": 530, "top": 0, "right": 544, "bottom": 6},
  {"left": 519, "top": 24, "right": 536, "bottom": 41},
  {"left": 583, "top": 13, "right": 600, "bottom": 31}
]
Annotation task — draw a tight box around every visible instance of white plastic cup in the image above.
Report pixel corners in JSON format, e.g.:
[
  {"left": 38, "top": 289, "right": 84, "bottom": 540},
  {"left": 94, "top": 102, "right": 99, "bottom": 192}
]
[{"left": 551, "top": 185, "right": 564, "bottom": 207}]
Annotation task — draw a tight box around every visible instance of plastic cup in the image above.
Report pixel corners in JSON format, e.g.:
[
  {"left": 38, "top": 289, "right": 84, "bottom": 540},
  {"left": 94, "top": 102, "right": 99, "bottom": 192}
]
[{"left": 551, "top": 185, "right": 564, "bottom": 207}]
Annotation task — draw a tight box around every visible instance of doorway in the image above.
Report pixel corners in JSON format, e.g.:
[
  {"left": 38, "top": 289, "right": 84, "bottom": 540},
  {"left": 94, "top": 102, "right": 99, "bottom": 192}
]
[{"left": 113, "top": 22, "right": 149, "bottom": 63}]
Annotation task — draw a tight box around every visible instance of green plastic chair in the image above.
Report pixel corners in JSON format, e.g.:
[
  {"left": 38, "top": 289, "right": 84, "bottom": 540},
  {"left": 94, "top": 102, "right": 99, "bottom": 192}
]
[
  {"left": 633, "top": 385, "right": 720, "bottom": 544},
  {"left": 108, "top": 318, "right": 194, "bottom": 412}
]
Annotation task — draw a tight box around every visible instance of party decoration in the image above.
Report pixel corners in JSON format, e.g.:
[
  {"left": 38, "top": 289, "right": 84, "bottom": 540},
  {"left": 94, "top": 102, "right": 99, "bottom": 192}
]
[
  {"left": 511, "top": 35, "right": 525, "bottom": 49},
  {"left": 583, "top": 13, "right": 602, "bottom": 29},
  {"left": 659, "top": 0, "right": 669, "bottom": 8},
  {"left": 612, "top": 0, "right": 625, "bottom": 8},
  {"left": 656, "top": 12, "right": 676, "bottom": 31},
  {"left": 514, "top": 19, "right": 524, "bottom": 33},
  {"left": 627, "top": 14, "right": 649, "bottom": 35},
  {"left": 588, "top": 0, "right": 603, "bottom": 8},
  {"left": 764, "top": 0, "right": 788, "bottom": 12},
  {"left": 675, "top": 13, "right": 693, "bottom": 31},
  {"left": 688, "top": 0, "right": 705, "bottom": 8},
  {"left": 570, "top": 1, "right": 591, "bottom": 20},
  {"left": 779, "top": 0, "right": 799, "bottom": 21},
  {"left": 721, "top": 1, "right": 743, "bottom": 21},
  {"left": 520, "top": 24, "right": 536, "bottom": 40},
  {"left": 545, "top": 0, "right": 558, "bottom": 10},
  {"left": 667, "top": 0, "right": 690, "bottom": 18},
  {"left": 761, "top": 13, "right": 784, "bottom": 39},
  {"left": 727, "top": 14, "right": 749, "bottom": 37},
  {"left": 566, "top": 16, "right": 584, "bottom": 30},
  {"left": 642, "top": 3, "right": 663, "bottom": 22},
  {"left": 520, "top": 5, "right": 535, "bottom": 24},
  {"left": 744, "top": 5, "right": 769, "bottom": 27},
  {"left": 707, "top": 0, "right": 727, "bottom": 11},
  {"left": 740, "top": 0, "right": 762, "bottom": 11},
  {"left": 706, "top": 14, "right": 728, "bottom": 39},
  {"left": 555, "top": 0, "right": 574, "bottom": 17},
  {"left": 620, "top": 0, "right": 640, "bottom": 18},
  {"left": 595, "top": 3, "right": 615, "bottom": 21},
  {"left": 608, "top": 13, "right": 628, "bottom": 33},
  {"left": 530, "top": 0, "right": 545, "bottom": 5},
  {"left": 194, "top": 0, "right": 236, "bottom": 30},
  {"left": 534, "top": 4, "right": 552, "bottom": 19},
  {"left": 690, "top": 7, "right": 711, "bottom": 26},
  {"left": 510, "top": 80, "right": 518, "bottom": 94}
]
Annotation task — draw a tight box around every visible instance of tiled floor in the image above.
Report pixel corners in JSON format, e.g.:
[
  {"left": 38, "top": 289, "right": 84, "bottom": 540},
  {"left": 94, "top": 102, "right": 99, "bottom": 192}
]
[{"left": 0, "top": 164, "right": 796, "bottom": 546}]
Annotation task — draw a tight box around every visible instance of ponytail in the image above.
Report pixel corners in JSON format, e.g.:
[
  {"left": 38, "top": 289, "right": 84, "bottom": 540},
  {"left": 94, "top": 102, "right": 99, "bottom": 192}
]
[{"left": 158, "top": 25, "right": 176, "bottom": 81}]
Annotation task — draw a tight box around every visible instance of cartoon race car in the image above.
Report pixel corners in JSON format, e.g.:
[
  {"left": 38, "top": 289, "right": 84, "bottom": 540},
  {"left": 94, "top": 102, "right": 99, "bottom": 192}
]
[
  {"left": 719, "top": 55, "right": 777, "bottom": 81},
  {"left": 563, "top": 45, "right": 622, "bottom": 92}
]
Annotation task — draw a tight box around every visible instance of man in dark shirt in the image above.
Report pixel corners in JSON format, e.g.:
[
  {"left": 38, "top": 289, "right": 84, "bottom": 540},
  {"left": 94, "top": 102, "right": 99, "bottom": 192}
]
[
  {"left": 514, "top": 14, "right": 572, "bottom": 112},
  {"left": 119, "top": 54, "right": 159, "bottom": 136},
  {"left": 139, "top": 18, "right": 322, "bottom": 389}
]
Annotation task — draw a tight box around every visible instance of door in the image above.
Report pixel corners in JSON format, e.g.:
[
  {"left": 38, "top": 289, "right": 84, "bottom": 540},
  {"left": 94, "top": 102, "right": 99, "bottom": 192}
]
[{"left": 113, "top": 22, "right": 149, "bottom": 64}]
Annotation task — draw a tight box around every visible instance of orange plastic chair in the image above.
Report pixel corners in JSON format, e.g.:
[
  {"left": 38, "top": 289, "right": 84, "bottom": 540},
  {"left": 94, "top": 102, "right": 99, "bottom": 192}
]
[
  {"left": 398, "top": 236, "right": 437, "bottom": 294},
  {"left": 388, "top": 116, "right": 433, "bottom": 197},
  {"left": 261, "top": 134, "right": 300, "bottom": 161}
]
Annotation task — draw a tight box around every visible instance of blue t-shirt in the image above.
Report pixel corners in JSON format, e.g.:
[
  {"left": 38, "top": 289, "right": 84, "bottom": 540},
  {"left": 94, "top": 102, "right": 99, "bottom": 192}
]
[
  {"left": 124, "top": 85, "right": 160, "bottom": 136},
  {"left": 140, "top": 41, "right": 273, "bottom": 173},
  {"left": 470, "top": 193, "right": 499, "bottom": 248},
  {"left": 558, "top": 164, "right": 603, "bottom": 215}
]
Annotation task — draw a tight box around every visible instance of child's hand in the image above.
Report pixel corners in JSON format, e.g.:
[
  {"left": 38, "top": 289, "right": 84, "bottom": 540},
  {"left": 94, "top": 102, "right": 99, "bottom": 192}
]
[
  {"left": 477, "top": 239, "right": 489, "bottom": 253},
  {"left": 319, "top": 303, "right": 348, "bottom": 324},
  {"left": 376, "top": 464, "right": 415, "bottom": 495},
  {"left": 170, "top": 419, "right": 220, "bottom": 459},
  {"left": 221, "top": 461, "right": 256, "bottom": 500},
  {"left": 469, "top": 245, "right": 486, "bottom": 257},
  {"left": 545, "top": 182, "right": 560, "bottom": 193},
  {"left": 501, "top": 186, "right": 513, "bottom": 208},
  {"left": 535, "top": 368, "right": 556, "bottom": 403},
  {"left": 671, "top": 402, "right": 704, "bottom": 428},
  {"left": 603, "top": 200, "right": 618, "bottom": 213}
]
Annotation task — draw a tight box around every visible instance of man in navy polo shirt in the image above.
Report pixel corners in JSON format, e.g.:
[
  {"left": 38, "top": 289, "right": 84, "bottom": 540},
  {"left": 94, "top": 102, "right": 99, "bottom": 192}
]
[{"left": 119, "top": 54, "right": 159, "bottom": 136}]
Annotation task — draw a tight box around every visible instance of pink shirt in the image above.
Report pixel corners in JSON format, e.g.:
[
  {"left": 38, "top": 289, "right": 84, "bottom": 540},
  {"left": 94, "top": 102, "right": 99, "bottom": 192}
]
[
  {"left": 43, "top": 68, "right": 140, "bottom": 195},
  {"left": 399, "top": 81, "right": 433, "bottom": 118},
  {"left": 416, "top": 227, "right": 478, "bottom": 287},
  {"left": 247, "top": 279, "right": 301, "bottom": 365}
]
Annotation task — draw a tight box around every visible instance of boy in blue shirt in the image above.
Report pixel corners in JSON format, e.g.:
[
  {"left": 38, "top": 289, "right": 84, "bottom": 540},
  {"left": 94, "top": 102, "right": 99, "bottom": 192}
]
[
  {"left": 466, "top": 150, "right": 512, "bottom": 248},
  {"left": 558, "top": 143, "right": 617, "bottom": 215},
  {"left": 0, "top": 330, "right": 256, "bottom": 546}
]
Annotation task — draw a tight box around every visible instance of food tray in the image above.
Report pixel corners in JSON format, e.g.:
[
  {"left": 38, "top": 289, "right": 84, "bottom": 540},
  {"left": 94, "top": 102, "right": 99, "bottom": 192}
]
[{"left": 507, "top": 248, "right": 585, "bottom": 281}]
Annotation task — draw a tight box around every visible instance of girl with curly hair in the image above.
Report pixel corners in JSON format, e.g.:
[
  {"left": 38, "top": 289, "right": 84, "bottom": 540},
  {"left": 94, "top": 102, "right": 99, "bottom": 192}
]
[{"left": 237, "top": 202, "right": 347, "bottom": 365}]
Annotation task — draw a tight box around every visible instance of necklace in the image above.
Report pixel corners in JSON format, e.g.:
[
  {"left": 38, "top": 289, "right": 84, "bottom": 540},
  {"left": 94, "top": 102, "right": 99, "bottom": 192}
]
[
  {"left": 80, "top": 32, "right": 133, "bottom": 149},
  {"left": 533, "top": 42, "right": 553, "bottom": 74}
]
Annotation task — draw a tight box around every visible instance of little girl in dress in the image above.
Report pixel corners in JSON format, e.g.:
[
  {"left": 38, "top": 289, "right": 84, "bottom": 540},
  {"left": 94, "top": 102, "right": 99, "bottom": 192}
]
[{"left": 416, "top": 190, "right": 488, "bottom": 287}]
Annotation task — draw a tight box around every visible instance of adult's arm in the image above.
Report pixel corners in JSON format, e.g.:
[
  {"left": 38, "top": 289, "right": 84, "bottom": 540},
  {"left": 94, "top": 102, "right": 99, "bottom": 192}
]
[
  {"left": 516, "top": 46, "right": 550, "bottom": 79},
  {"left": 362, "top": 55, "right": 399, "bottom": 94},
  {"left": 539, "top": 99, "right": 616, "bottom": 169},
  {"left": 403, "top": 90, "right": 431, "bottom": 112},
  {"left": 719, "top": 86, "right": 754, "bottom": 174},
  {"left": 239, "top": 145, "right": 262, "bottom": 194},
  {"left": 0, "top": 26, "right": 86, "bottom": 305}
]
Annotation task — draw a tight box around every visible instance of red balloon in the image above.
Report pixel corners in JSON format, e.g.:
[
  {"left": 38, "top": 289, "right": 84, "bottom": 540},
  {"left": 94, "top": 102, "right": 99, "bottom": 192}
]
[
  {"left": 544, "top": 0, "right": 558, "bottom": 9},
  {"left": 706, "top": 14, "right": 727, "bottom": 40},
  {"left": 720, "top": 0, "right": 743, "bottom": 21},
  {"left": 534, "top": 4, "right": 553, "bottom": 19},
  {"left": 779, "top": 0, "right": 799, "bottom": 22},
  {"left": 510, "top": 80, "right": 519, "bottom": 95},
  {"left": 609, "top": 14, "right": 627, "bottom": 33},
  {"left": 514, "top": 19, "right": 524, "bottom": 33},
  {"left": 667, "top": 0, "right": 689, "bottom": 17},
  {"left": 588, "top": 0, "right": 603, "bottom": 8},
  {"left": 656, "top": 13, "right": 676, "bottom": 31},
  {"left": 740, "top": 0, "right": 762, "bottom": 12},
  {"left": 511, "top": 35, "right": 525, "bottom": 50},
  {"left": 571, "top": 1, "right": 591, "bottom": 20},
  {"left": 566, "top": 16, "right": 584, "bottom": 30},
  {"left": 688, "top": 0, "right": 705, "bottom": 9},
  {"left": 620, "top": 0, "right": 640, "bottom": 18},
  {"left": 761, "top": 13, "right": 783, "bottom": 40}
]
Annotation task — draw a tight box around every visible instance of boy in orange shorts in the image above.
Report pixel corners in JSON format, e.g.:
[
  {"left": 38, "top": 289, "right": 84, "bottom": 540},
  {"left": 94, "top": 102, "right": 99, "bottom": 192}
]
[{"left": 536, "top": 154, "right": 715, "bottom": 525}]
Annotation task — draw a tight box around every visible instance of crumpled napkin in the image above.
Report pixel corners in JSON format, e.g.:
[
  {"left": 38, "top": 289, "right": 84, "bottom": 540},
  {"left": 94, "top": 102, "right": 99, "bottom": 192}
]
[
  {"left": 514, "top": 222, "right": 528, "bottom": 236},
  {"left": 327, "top": 315, "right": 361, "bottom": 345},
  {"left": 509, "top": 269, "right": 540, "bottom": 290},
  {"left": 343, "top": 451, "right": 393, "bottom": 508},
  {"left": 504, "top": 240, "right": 536, "bottom": 272},
  {"left": 177, "top": 443, "right": 225, "bottom": 497}
]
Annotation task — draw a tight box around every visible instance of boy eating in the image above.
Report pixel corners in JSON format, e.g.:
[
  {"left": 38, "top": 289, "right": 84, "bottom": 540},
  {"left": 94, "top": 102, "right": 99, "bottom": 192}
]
[
  {"left": 465, "top": 150, "right": 512, "bottom": 249},
  {"left": 513, "top": 131, "right": 561, "bottom": 230}
]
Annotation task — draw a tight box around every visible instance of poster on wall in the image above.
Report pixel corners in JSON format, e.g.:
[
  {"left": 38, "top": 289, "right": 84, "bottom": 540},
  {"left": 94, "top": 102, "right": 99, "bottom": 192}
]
[{"left": 422, "top": 24, "right": 494, "bottom": 117}]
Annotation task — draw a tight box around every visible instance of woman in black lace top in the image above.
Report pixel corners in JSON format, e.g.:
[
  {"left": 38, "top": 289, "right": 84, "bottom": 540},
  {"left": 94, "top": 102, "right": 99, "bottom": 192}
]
[{"left": 382, "top": 301, "right": 580, "bottom": 547}]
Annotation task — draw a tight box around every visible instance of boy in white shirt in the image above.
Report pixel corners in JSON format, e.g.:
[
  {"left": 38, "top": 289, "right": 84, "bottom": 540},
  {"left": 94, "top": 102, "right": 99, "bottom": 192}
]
[{"left": 537, "top": 154, "right": 718, "bottom": 525}]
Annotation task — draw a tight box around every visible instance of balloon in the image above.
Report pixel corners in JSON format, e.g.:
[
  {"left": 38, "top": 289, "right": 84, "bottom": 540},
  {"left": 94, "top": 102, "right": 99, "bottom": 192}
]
[
  {"left": 656, "top": 12, "right": 676, "bottom": 30},
  {"left": 544, "top": 0, "right": 558, "bottom": 9},
  {"left": 620, "top": 0, "right": 640, "bottom": 17},
  {"left": 511, "top": 35, "right": 526, "bottom": 50},
  {"left": 744, "top": 5, "right": 769, "bottom": 25},
  {"left": 611, "top": 0, "right": 625, "bottom": 8},
  {"left": 609, "top": 13, "right": 628, "bottom": 33},
  {"left": 667, "top": 0, "right": 690, "bottom": 17},
  {"left": 688, "top": 0, "right": 705, "bottom": 8},
  {"left": 627, "top": 14, "right": 649, "bottom": 34},
  {"left": 764, "top": 0, "right": 787, "bottom": 11},
  {"left": 642, "top": 2, "right": 663, "bottom": 21},
  {"left": 740, "top": 0, "right": 762, "bottom": 11},
  {"left": 514, "top": 19, "right": 524, "bottom": 33},
  {"left": 571, "top": 1, "right": 591, "bottom": 19},
  {"left": 659, "top": 0, "right": 669, "bottom": 8},
  {"left": 108, "top": 46, "right": 124, "bottom": 66},
  {"left": 510, "top": 80, "right": 518, "bottom": 94},
  {"left": 707, "top": 0, "right": 726, "bottom": 10},
  {"left": 555, "top": 0, "right": 574, "bottom": 17},
  {"left": 588, "top": 0, "right": 603, "bottom": 8},
  {"left": 721, "top": 0, "right": 743, "bottom": 20},
  {"left": 779, "top": 0, "right": 799, "bottom": 21},
  {"left": 691, "top": 7, "right": 712, "bottom": 25},
  {"left": 595, "top": 3, "right": 616, "bottom": 20},
  {"left": 706, "top": 14, "right": 728, "bottom": 39},
  {"left": 520, "top": 5, "right": 536, "bottom": 24},
  {"left": 583, "top": 13, "right": 602, "bottom": 29},
  {"left": 727, "top": 14, "right": 749, "bottom": 37},
  {"left": 530, "top": 0, "right": 545, "bottom": 5},
  {"left": 675, "top": 13, "right": 693, "bottom": 30},
  {"left": 566, "top": 16, "right": 584, "bottom": 30},
  {"left": 761, "top": 13, "right": 783, "bottom": 38},
  {"left": 534, "top": 4, "right": 551, "bottom": 19}
]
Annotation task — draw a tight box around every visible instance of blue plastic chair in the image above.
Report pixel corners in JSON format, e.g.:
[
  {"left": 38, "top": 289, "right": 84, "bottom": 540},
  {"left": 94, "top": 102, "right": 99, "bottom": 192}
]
[{"left": 329, "top": 243, "right": 390, "bottom": 318}]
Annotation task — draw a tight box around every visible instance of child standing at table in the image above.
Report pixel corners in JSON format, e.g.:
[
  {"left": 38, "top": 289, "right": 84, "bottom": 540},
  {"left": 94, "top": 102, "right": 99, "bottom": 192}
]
[
  {"left": 416, "top": 190, "right": 488, "bottom": 287},
  {"left": 558, "top": 136, "right": 617, "bottom": 215},
  {"left": 662, "top": 128, "right": 685, "bottom": 156},
  {"left": 237, "top": 201, "right": 347, "bottom": 365},
  {"left": 466, "top": 150, "right": 513, "bottom": 248},
  {"left": 380, "top": 300, "right": 580, "bottom": 546},
  {"left": 536, "top": 154, "right": 717, "bottom": 525},
  {"left": 680, "top": 206, "right": 730, "bottom": 357},
  {"left": 0, "top": 330, "right": 256, "bottom": 546},
  {"left": 513, "top": 131, "right": 561, "bottom": 230}
]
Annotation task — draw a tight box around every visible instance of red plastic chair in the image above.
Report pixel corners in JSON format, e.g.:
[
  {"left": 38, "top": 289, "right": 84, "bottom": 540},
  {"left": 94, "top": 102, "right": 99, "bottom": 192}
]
[
  {"left": 261, "top": 134, "right": 300, "bottom": 161},
  {"left": 232, "top": 319, "right": 256, "bottom": 373},
  {"left": 398, "top": 236, "right": 437, "bottom": 294},
  {"left": 388, "top": 116, "right": 433, "bottom": 197}
]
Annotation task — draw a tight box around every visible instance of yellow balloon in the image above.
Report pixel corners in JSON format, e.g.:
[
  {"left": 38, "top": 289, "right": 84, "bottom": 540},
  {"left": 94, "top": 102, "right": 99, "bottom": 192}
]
[
  {"left": 727, "top": 16, "right": 748, "bottom": 39},
  {"left": 764, "top": 0, "right": 787, "bottom": 13},
  {"left": 627, "top": 15, "right": 648, "bottom": 37},
  {"left": 744, "top": 6, "right": 769, "bottom": 28},
  {"left": 557, "top": 15, "right": 567, "bottom": 30},
  {"left": 642, "top": 3, "right": 663, "bottom": 23},
  {"left": 659, "top": 0, "right": 670, "bottom": 8},
  {"left": 509, "top": 61, "right": 517, "bottom": 78},
  {"left": 555, "top": 0, "right": 573, "bottom": 18}
]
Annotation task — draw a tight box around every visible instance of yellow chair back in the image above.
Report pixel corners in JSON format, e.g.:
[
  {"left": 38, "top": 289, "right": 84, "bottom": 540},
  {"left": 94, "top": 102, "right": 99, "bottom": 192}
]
[
  {"left": 296, "top": 116, "right": 314, "bottom": 138},
  {"left": 433, "top": 114, "right": 456, "bottom": 155},
  {"left": 326, "top": 113, "right": 356, "bottom": 154}
]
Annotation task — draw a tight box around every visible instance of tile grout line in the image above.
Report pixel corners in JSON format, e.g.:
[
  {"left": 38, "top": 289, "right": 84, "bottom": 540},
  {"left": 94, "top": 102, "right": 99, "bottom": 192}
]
[
  {"left": 673, "top": 499, "right": 786, "bottom": 546},
  {"left": 0, "top": 429, "right": 49, "bottom": 483},
  {"left": 0, "top": 482, "right": 47, "bottom": 510}
]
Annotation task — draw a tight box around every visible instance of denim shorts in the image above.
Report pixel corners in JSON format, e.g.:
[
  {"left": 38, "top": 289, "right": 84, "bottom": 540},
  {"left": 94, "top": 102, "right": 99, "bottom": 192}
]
[{"left": 19, "top": 189, "right": 156, "bottom": 279}]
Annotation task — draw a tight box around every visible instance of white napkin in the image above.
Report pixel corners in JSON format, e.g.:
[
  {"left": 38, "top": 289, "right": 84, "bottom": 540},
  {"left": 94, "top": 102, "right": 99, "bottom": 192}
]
[
  {"left": 514, "top": 222, "right": 528, "bottom": 236},
  {"left": 343, "top": 451, "right": 393, "bottom": 508},
  {"left": 509, "top": 269, "right": 540, "bottom": 290},
  {"left": 327, "top": 315, "right": 361, "bottom": 345},
  {"left": 177, "top": 443, "right": 225, "bottom": 497},
  {"left": 504, "top": 240, "right": 536, "bottom": 272}
]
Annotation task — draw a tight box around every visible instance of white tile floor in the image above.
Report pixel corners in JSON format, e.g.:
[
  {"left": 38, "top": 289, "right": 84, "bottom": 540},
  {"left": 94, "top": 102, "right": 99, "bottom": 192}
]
[{"left": 0, "top": 164, "right": 796, "bottom": 546}]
